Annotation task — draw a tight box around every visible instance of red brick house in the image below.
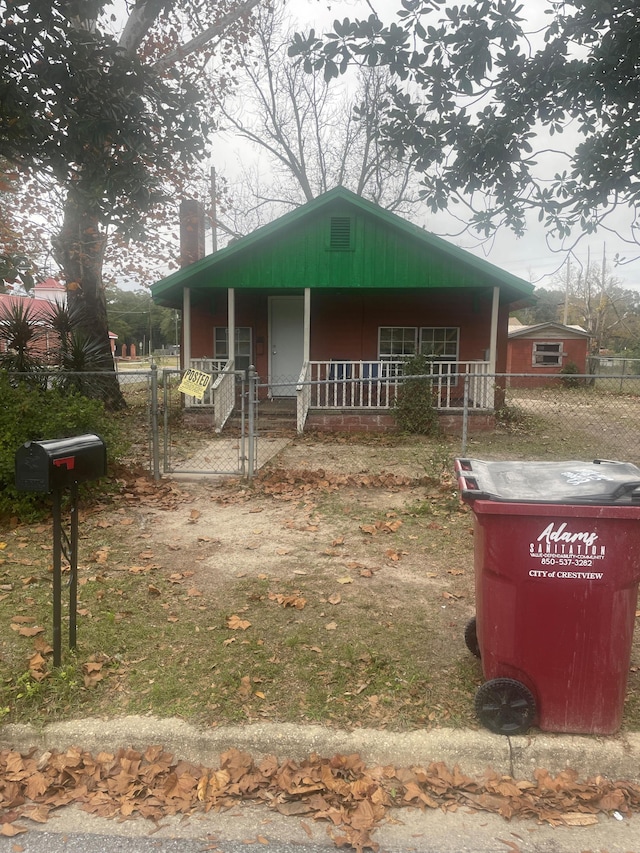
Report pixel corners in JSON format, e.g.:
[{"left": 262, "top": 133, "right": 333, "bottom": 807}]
[
  {"left": 507, "top": 321, "right": 590, "bottom": 388},
  {"left": 151, "top": 188, "right": 535, "bottom": 432}
]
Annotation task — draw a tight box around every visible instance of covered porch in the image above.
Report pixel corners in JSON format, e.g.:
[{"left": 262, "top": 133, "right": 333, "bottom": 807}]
[{"left": 180, "top": 282, "right": 500, "bottom": 433}]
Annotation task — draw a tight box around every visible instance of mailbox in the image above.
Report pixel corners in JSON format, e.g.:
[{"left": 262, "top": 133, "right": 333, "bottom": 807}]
[{"left": 15, "top": 434, "right": 107, "bottom": 493}]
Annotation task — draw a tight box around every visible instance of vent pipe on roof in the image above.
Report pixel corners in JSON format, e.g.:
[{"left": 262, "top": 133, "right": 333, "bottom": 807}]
[{"left": 179, "top": 199, "right": 206, "bottom": 267}]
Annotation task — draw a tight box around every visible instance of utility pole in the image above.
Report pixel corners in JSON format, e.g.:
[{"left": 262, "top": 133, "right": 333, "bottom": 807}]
[
  {"left": 210, "top": 166, "right": 218, "bottom": 253},
  {"left": 563, "top": 257, "right": 570, "bottom": 325}
]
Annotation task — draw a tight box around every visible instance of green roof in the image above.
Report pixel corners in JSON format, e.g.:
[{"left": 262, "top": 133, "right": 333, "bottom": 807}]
[{"left": 152, "top": 187, "right": 535, "bottom": 308}]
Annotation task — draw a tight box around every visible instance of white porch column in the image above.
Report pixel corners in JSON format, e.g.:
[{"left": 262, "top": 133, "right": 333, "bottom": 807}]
[
  {"left": 182, "top": 287, "right": 191, "bottom": 367},
  {"left": 303, "top": 287, "right": 311, "bottom": 362},
  {"left": 488, "top": 286, "right": 500, "bottom": 374},
  {"left": 228, "top": 287, "right": 235, "bottom": 364}
]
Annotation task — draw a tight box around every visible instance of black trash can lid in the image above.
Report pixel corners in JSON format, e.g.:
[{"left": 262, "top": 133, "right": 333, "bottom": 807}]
[{"left": 455, "top": 458, "right": 640, "bottom": 504}]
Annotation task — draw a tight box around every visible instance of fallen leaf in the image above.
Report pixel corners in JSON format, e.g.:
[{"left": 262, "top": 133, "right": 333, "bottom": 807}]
[
  {"left": 10, "top": 625, "right": 44, "bottom": 637},
  {"left": 0, "top": 825, "right": 27, "bottom": 837},
  {"left": 328, "top": 593, "right": 342, "bottom": 605},
  {"left": 237, "top": 675, "right": 252, "bottom": 699},
  {"left": 227, "top": 615, "right": 251, "bottom": 631},
  {"left": 560, "top": 813, "right": 599, "bottom": 827},
  {"left": 325, "top": 621, "right": 338, "bottom": 631},
  {"left": 268, "top": 592, "right": 306, "bottom": 609}
]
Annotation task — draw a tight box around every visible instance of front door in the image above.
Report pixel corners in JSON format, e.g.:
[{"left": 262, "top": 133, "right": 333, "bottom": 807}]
[{"left": 270, "top": 296, "right": 304, "bottom": 396}]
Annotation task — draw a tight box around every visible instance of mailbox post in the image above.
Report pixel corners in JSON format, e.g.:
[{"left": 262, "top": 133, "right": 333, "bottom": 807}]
[{"left": 15, "top": 435, "right": 107, "bottom": 666}]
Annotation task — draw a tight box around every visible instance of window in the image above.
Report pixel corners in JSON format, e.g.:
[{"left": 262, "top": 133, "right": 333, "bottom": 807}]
[
  {"left": 329, "top": 217, "right": 352, "bottom": 251},
  {"left": 419, "top": 327, "right": 459, "bottom": 384},
  {"left": 420, "top": 327, "right": 459, "bottom": 360},
  {"left": 533, "top": 341, "right": 563, "bottom": 367},
  {"left": 378, "top": 327, "right": 460, "bottom": 379},
  {"left": 378, "top": 328, "right": 417, "bottom": 378},
  {"left": 214, "top": 327, "right": 252, "bottom": 370},
  {"left": 378, "top": 327, "right": 417, "bottom": 360}
]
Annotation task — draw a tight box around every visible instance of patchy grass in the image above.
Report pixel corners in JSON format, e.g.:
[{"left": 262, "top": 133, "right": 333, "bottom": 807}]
[
  {"left": 2, "top": 432, "right": 640, "bottom": 735},
  {"left": 0, "top": 466, "right": 485, "bottom": 732}
]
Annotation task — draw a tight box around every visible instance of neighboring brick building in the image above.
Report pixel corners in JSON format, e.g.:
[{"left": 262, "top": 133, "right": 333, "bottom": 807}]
[{"left": 507, "top": 320, "right": 590, "bottom": 388}]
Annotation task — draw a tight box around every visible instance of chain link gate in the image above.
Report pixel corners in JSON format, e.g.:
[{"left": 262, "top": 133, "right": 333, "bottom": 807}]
[{"left": 154, "top": 367, "right": 258, "bottom": 478}]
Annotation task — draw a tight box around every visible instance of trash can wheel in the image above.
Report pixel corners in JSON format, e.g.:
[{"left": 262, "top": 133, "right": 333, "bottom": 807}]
[
  {"left": 475, "top": 678, "right": 536, "bottom": 735},
  {"left": 464, "top": 617, "right": 481, "bottom": 658}
]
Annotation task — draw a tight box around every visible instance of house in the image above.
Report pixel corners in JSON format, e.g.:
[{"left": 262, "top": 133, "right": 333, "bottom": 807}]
[
  {"left": 151, "top": 187, "right": 535, "bottom": 432},
  {"left": 507, "top": 320, "right": 591, "bottom": 388}
]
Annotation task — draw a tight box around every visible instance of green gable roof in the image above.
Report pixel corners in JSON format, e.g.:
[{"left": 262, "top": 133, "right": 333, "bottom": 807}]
[{"left": 152, "top": 187, "right": 535, "bottom": 308}]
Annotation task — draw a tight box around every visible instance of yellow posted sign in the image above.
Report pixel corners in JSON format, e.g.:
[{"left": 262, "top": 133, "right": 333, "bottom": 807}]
[{"left": 178, "top": 368, "right": 211, "bottom": 400}]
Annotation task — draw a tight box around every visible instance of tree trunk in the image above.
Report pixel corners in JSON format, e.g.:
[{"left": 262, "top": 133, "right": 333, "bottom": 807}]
[{"left": 53, "top": 191, "right": 126, "bottom": 410}]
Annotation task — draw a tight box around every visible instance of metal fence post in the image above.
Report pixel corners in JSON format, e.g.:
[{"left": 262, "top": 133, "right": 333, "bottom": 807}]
[
  {"left": 247, "top": 365, "right": 257, "bottom": 482},
  {"left": 150, "top": 363, "right": 161, "bottom": 481},
  {"left": 163, "top": 369, "right": 171, "bottom": 474},
  {"left": 239, "top": 373, "right": 246, "bottom": 478},
  {"left": 461, "top": 373, "right": 470, "bottom": 455}
]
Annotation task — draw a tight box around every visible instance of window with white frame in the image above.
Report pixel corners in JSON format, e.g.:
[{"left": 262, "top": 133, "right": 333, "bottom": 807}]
[
  {"left": 532, "top": 341, "right": 563, "bottom": 366},
  {"left": 420, "top": 327, "right": 459, "bottom": 383},
  {"left": 420, "top": 327, "right": 459, "bottom": 360},
  {"left": 378, "top": 327, "right": 417, "bottom": 359},
  {"left": 214, "top": 327, "right": 252, "bottom": 370}
]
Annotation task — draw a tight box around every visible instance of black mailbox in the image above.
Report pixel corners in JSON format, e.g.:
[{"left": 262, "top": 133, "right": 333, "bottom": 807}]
[{"left": 15, "top": 434, "right": 107, "bottom": 493}]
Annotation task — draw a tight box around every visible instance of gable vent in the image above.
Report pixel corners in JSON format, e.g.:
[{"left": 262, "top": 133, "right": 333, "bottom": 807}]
[{"left": 330, "top": 216, "right": 352, "bottom": 250}]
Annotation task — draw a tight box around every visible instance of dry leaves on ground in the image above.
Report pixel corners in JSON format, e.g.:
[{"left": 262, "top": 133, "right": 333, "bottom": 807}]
[
  {"left": 215, "top": 469, "right": 436, "bottom": 505},
  {"left": 2, "top": 748, "right": 640, "bottom": 852}
]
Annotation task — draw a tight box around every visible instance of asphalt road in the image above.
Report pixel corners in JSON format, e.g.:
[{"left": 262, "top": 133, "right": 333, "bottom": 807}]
[
  {"left": 0, "top": 834, "right": 334, "bottom": 853},
  {"left": 1, "top": 802, "right": 639, "bottom": 853}
]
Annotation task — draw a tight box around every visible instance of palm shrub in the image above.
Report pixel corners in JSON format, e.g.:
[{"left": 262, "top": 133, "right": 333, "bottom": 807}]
[{"left": 0, "top": 301, "right": 46, "bottom": 375}]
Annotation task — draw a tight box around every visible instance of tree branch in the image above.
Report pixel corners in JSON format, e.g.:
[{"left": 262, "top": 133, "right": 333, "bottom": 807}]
[{"left": 153, "top": 0, "right": 262, "bottom": 71}]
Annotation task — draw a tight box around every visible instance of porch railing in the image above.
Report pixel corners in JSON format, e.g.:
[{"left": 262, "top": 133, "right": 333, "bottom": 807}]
[
  {"left": 186, "top": 359, "right": 228, "bottom": 407},
  {"left": 296, "top": 361, "right": 312, "bottom": 433},
  {"left": 187, "top": 357, "right": 493, "bottom": 432},
  {"left": 212, "top": 359, "right": 236, "bottom": 431},
  {"left": 305, "top": 359, "right": 492, "bottom": 411}
]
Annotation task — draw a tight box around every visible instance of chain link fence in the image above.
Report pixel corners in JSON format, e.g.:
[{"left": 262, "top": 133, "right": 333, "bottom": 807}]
[
  {"left": 5, "top": 367, "right": 640, "bottom": 481},
  {"left": 260, "top": 371, "right": 640, "bottom": 481},
  {"left": 496, "top": 374, "right": 640, "bottom": 465}
]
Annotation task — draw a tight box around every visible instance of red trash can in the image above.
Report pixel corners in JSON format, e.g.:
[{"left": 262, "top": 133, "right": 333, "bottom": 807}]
[{"left": 455, "top": 458, "right": 640, "bottom": 736}]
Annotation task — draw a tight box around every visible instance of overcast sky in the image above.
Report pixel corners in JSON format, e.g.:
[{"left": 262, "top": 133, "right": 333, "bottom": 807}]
[{"left": 213, "top": 0, "right": 640, "bottom": 292}]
